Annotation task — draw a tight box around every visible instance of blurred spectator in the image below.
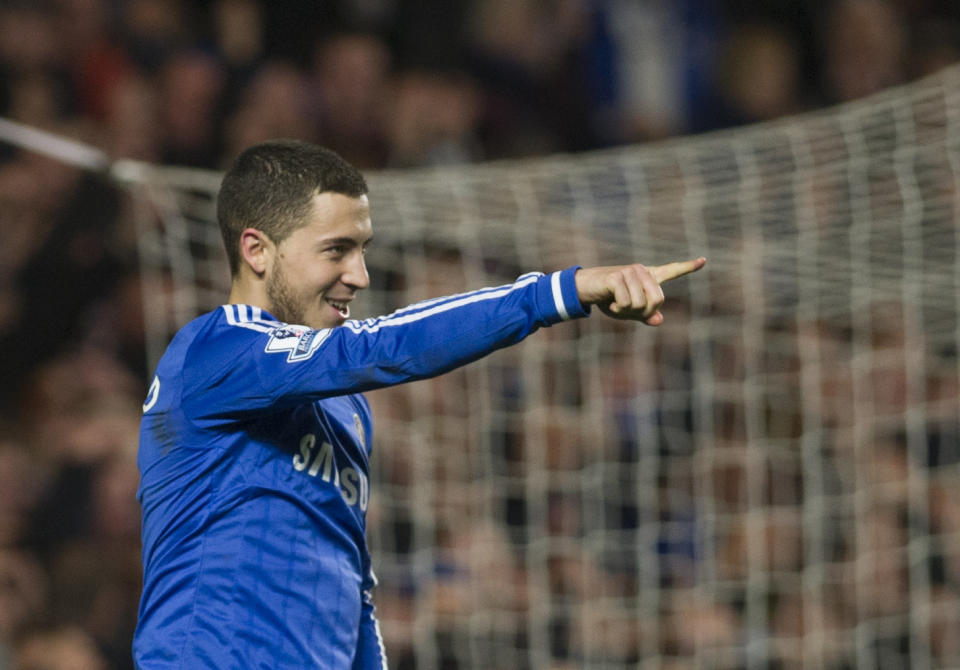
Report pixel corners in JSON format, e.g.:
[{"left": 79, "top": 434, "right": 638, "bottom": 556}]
[
  {"left": 118, "top": 0, "right": 192, "bottom": 74},
  {"left": 385, "top": 68, "right": 483, "bottom": 168},
  {"left": 662, "top": 588, "right": 739, "bottom": 661},
  {"left": 820, "top": 0, "right": 907, "bottom": 103},
  {"left": 0, "top": 435, "right": 43, "bottom": 547},
  {"left": 6, "top": 71, "right": 67, "bottom": 128},
  {"left": 603, "top": 0, "right": 685, "bottom": 141},
  {"left": 61, "top": 0, "right": 134, "bottom": 123},
  {"left": 712, "top": 22, "right": 805, "bottom": 126},
  {"left": 0, "top": 549, "right": 47, "bottom": 666},
  {"left": 0, "top": 4, "right": 63, "bottom": 76},
  {"left": 82, "top": 267, "right": 150, "bottom": 380},
  {"left": 102, "top": 72, "right": 160, "bottom": 161},
  {"left": 211, "top": 0, "right": 265, "bottom": 77},
  {"left": 465, "top": 0, "right": 598, "bottom": 156},
  {"left": 48, "top": 538, "right": 140, "bottom": 670},
  {"left": 13, "top": 625, "right": 107, "bottom": 670},
  {"left": 222, "top": 59, "right": 314, "bottom": 165},
  {"left": 310, "top": 31, "right": 391, "bottom": 169},
  {"left": 157, "top": 50, "right": 226, "bottom": 167},
  {"left": 0, "top": 152, "right": 123, "bottom": 410},
  {"left": 8, "top": 350, "right": 141, "bottom": 669},
  {"left": 208, "top": 0, "right": 266, "bottom": 133}
]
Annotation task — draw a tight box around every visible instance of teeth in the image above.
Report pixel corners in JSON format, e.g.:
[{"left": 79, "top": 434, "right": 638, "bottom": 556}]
[{"left": 327, "top": 299, "right": 349, "bottom": 315}]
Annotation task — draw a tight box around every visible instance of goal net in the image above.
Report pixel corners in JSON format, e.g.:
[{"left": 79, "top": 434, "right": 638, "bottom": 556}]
[{"left": 124, "top": 65, "right": 960, "bottom": 669}]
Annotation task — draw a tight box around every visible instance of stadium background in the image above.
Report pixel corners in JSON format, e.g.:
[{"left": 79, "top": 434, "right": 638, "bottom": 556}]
[{"left": 1, "top": 1, "right": 960, "bottom": 668}]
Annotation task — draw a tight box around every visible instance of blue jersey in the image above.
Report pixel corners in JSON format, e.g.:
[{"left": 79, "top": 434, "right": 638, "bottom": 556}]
[{"left": 134, "top": 268, "right": 588, "bottom": 669}]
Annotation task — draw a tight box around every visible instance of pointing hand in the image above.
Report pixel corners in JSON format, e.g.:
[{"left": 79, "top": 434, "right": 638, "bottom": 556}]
[{"left": 574, "top": 257, "right": 706, "bottom": 325}]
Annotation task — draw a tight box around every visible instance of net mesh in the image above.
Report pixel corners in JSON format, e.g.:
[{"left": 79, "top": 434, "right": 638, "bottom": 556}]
[{"left": 129, "top": 65, "right": 960, "bottom": 669}]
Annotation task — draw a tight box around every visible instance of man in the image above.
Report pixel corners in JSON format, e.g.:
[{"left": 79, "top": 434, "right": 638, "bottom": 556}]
[{"left": 133, "top": 139, "right": 705, "bottom": 669}]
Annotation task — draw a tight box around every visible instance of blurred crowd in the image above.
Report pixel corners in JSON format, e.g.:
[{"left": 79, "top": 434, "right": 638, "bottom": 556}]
[
  {"left": 363, "top": 292, "right": 960, "bottom": 669},
  {"left": 0, "top": 0, "right": 959, "bottom": 669},
  {"left": 2, "top": 0, "right": 960, "bottom": 171}
]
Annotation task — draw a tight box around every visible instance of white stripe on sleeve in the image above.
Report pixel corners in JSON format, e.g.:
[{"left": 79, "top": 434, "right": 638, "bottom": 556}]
[
  {"left": 222, "top": 305, "right": 277, "bottom": 333},
  {"left": 345, "top": 274, "right": 541, "bottom": 334},
  {"left": 550, "top": 271, "right": 570, "bottom": 321}
]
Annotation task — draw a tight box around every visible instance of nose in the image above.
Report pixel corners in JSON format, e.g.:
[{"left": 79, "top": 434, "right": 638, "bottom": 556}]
[{"left": 343, "top": 250, "right": 370, "bottom": 290}]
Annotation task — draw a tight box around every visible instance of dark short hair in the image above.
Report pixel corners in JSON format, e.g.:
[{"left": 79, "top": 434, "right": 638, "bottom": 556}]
[{"left": 217, "top": 140, "right": 369, "bottom": 276}]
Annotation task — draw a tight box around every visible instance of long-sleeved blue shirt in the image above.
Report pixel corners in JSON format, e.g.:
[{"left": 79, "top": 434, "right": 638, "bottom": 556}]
[{"left": 134, "top": 267, "right": 588, "bottom": 669}]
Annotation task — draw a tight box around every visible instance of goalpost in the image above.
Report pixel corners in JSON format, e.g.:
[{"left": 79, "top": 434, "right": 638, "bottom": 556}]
[{"left": 6, "top": 63, "right": 960, "bottom": 669}]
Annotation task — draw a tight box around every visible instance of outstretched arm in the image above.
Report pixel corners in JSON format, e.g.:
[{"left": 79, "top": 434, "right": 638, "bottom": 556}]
[
  {"left": 575, "top": 257, "right": 706, "bottom": 326},
  {"left": 180, "top": 261, "right": 706, "bottom": 419}
]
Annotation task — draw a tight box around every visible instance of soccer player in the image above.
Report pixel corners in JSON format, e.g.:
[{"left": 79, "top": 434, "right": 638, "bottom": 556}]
[{"left": 133, "top": 139, "right": 705, "bottom": 669}]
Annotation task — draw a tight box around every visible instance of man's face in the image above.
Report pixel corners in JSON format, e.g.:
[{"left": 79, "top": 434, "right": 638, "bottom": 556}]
[{"left": 265, "top": 192, "right": 372, "bottom": 329}]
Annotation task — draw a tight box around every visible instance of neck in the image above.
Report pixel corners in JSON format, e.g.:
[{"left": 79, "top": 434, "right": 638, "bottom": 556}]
[{"left": 228, "top": 274, "right": 269, "bottom": 309}]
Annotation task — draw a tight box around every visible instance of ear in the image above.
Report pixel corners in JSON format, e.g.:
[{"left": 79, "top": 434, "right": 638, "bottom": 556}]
[{"left": 238, "top": 228, "right": 273, "bottom": 276}]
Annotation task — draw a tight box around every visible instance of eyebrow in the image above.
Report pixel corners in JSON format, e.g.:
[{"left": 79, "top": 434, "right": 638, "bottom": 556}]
[{"left": 319, "top": 235, "right": 373, "bottom": 248}]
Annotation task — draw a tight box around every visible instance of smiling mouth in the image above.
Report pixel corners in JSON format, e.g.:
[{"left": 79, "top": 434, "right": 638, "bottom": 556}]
[{"left": 325, "top": 298, "right": 350, "bottom": 318}]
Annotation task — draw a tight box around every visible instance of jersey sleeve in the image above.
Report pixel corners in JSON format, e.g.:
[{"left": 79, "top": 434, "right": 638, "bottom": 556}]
[{"left": 182, "top": 268, "right": 588, "bottom": 420}]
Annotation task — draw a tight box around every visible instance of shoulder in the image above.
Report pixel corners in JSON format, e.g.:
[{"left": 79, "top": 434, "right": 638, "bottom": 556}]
[
  {"left": 174, "top": 305, "right": 280, "bottom": 375},
  {"left": 191, "top": 305, "right": 282, "bottom": 350},
  {"left": 218, "top": 305, "right": 282, "bottom": 337}
]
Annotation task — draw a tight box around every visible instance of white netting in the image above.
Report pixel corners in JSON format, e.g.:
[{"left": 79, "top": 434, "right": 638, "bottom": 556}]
[{"left": 125, "top": 65, "right": 960, "bottom": 669}]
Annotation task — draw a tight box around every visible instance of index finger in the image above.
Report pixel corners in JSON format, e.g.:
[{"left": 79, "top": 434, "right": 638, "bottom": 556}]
[{"left": 651, "top": 257, "right": 707, "bottom": 284}]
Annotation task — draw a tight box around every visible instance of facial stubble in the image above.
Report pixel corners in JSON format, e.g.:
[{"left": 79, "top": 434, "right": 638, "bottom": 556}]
[{"left": 265, "top": 260, "right": 308, "bottom": 326}]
